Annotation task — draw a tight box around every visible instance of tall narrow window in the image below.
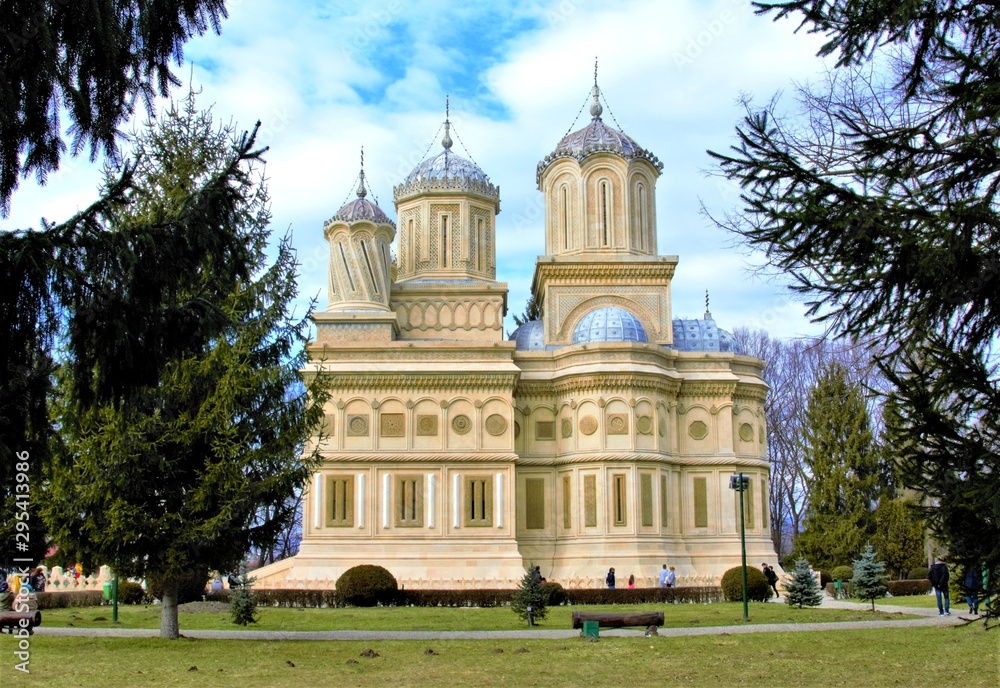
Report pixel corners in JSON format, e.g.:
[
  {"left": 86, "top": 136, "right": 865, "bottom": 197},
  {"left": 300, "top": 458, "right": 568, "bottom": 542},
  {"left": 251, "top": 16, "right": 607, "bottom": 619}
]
[
  {"left": 525, "top": 478, "right": 545, "bottom": 530},
  {"left": 637, "top": 183, "right": 647, "bottom": 251},
  {"left": 561, "top": 186, "right": 569, "bottom": 250},
  {"left": 613, "top": 474, "right": 627, "bottom": 526},
  {"left": 361, "top": 242, "right": 378, "bottom": 294},
  {"left": 600, "top": 181, "right": 609, "bottom": 246},
  {"left": 693, "top": 477, "right": 708, "bottom": 528},
  {"left": 339, "top": 243, "right": 355, "bottom": 291},
  {"left": 464, "top": 476, "right": 493, "bottom": 526},
  {"left": 562, "top": 475, "right": 572, "bottom": 529},
  {"left": 396, "top": 475, "right": 423, "bottom": 527},
  {"left": 326, "top": 475, "right": 355, "bottom": 527},
  {"left": 476, "top": 218, "right": 484, "bottom": 271},
  {"left": 441, "top": 215, "right": 449, "bottom": 267},
  {"left": 408, "top": 218, "right": 415, "bottom": 266}
]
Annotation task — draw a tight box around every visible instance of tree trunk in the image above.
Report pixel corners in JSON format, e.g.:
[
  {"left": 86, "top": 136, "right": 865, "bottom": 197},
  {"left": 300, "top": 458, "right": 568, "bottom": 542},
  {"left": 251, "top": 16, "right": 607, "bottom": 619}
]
[{"left": 160, "top": 577, "right": 180, "bottom": 640}]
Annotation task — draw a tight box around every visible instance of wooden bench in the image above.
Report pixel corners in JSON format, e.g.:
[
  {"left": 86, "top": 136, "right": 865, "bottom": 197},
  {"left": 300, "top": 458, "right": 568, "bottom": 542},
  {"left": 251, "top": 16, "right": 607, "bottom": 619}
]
[
  {"left": 571, "top": 611, "right": 664, "bottom": 629},
  {"left": 0, "top": 610, "right": 42, "bottom": 635}
]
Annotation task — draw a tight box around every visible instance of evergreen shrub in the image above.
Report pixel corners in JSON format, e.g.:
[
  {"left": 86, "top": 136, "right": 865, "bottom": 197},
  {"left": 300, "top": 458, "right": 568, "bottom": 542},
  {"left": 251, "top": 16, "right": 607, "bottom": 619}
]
[
  {"left": 117, "top": 580, "right": 147, "bottom": 604},
  {"left": 720, "top": 566, "right": 771, "bottom": 602},
  {"left": 907, "top": 567, "right": 929, "bottom": 580},
  {"left": 541, "top": 581, "right": 566, "bottom": 606},
  {"left": 146, "top": 567, "right": 209, "bottom": 604},
  {"left": 35, "top": 591, "right": 103, "bottom": 609},
  {"left": 335, "top": 565, "right": 398, "bottom": 607},
  {"left": 887, "top": 580, "right": 931, "bottom": 596},
  {"left": 831, "top": 566, "right": 854, "bottom": 582}
]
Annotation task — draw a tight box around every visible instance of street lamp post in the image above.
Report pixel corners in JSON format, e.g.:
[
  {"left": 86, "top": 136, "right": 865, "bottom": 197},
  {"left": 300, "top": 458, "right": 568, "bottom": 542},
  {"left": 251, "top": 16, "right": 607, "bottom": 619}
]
[{"left": 729, "top": 473, "right": 750, "bottom": 621}]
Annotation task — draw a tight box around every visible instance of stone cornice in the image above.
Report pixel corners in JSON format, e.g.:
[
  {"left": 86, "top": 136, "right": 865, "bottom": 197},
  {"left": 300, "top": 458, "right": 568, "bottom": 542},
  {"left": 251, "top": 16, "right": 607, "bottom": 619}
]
[
  {"left": 679, "top": 381, "right": 739, "bottom": 398},
  {"left": 319, "top": 451, "right": 520, "bottom": 464},
  {"left": 307, "top": 344, "right": 515, "bottom": 363},
  {"left": 515, "top": 372, "right": 683, "bottom": 398},
  {"left": 733, "top": 385, "right": 768, "bottom": 403},
  {"left": 532, "top": 257, "right": 678, "bottom": 293},
  {"left": 302, "top": 371, "right": 518, "bottom": 392},
  {"left": 516, "top": 451, "right": 769, "bottom": 468}
]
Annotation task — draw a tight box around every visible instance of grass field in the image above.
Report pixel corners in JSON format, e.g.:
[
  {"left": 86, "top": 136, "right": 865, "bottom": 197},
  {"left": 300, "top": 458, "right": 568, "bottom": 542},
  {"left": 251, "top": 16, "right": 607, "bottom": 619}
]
[
  {"left": 4, "top": 625, "right": 995, "bottom": 687},
  {"left": 39, "top": 601, "right": 920, "bottom": 632}
]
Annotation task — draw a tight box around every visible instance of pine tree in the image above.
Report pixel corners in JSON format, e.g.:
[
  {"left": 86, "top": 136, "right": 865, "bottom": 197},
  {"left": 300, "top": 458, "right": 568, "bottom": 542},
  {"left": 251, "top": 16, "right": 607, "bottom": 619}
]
[
  {"left": 872, "top": 498, "right": 926, "bottom": 580},
  {"left": 511, "top": 566, "right": 547, "bottom": 625},
  {"left": 794, "top": 362, "right": 880, "bottom": 569},
  {"left": 43, "top": 92, "right": 328, "bottom": 640},
  {"left": 229, "top": 566, "right": 258, "bottom": 627},
  {"left": 511, "top": 295, "right": 542, "bottom": 328},
  {"left": 851, "top": 544, "right": 889, "bottom": 611},
  {"left": 784, "top": 558, "right": 824, "bottom": 609}
]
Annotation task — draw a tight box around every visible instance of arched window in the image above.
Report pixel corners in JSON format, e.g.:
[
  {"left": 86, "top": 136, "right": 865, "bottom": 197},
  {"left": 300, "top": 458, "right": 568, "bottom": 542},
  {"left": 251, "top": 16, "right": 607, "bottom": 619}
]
[
  {"left": 637, "top": 182, "right": 647, "bottom": 251},
  {"left": 600, "top": 180, "right": 610, "bottom": 246},
  {"left": 561, "top": 185, "right": 569, "bottom": 250}
]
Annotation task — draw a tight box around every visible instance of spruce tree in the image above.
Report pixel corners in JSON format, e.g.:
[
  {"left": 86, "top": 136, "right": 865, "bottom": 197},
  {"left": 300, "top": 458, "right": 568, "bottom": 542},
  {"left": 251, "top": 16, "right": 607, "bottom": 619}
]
[
  {"left": 43, "top": 92, "right": 328, "bottom": 640},
  {"left": 511, "top": 566, "right": 547, "bottom": 625},
  {"left": 851, "top": 544, "right": 889, "bottom": 611},
  {"left": 794, "top": 362, "right": 880, "bottom": 569},
  {"left": 784, "top": 558, "right": 824, "bottom": 609}
]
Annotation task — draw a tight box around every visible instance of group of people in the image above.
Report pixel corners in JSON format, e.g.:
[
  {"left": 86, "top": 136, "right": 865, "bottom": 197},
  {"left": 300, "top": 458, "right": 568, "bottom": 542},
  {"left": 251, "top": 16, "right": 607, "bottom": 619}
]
[
  {"left": 601, "top": 564, "right": 677, "bottom": 593},
  {"left": 928, "top": 556, "right": 986, "bottom": 616},
  {"left": 0, "top": 568, "right": 46, "bottom": 611}
]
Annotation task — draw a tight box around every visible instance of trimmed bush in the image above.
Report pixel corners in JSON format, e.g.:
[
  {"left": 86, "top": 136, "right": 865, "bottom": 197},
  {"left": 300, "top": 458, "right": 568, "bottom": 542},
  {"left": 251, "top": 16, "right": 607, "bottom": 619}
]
[
  {"left": 36, "top": 591, "right": 103, "bottom": 609},
  {"left": 907, "top": 567, "right": 929, "bottom": 580},
  {"left": 335, "top": 565, "right": 398, "bottom": 607},
  {"left": 146, "top": 567, "right": 209, "bottom": 604},
  {"left": 831, "top": 566, "right": 853, "bottom": 582},
  {"left": 117, "top": 580, "right": 147, "bottom": 605},
  {"left": 541, "top": 581, "right": 566, "bottom": 606},
  {"left": 887, "top": 580, "right": 931, "bottom": 596},
  {"left": 721, "top": 566, "right": 772, "bottom": 602}
]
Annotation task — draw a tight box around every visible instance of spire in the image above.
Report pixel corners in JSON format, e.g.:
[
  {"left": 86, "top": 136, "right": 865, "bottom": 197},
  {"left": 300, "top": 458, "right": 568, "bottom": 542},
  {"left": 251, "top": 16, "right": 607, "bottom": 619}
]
[
  {"left": 356, "top": 146, "right": 368, "bottom": 198},
  {"left": 589, "top": 56, "right": 603, "bottom": 118},
  {"left": 441, "top": 95, "right": 453, "bottom": 150},
  {"left": 704, "top": 290, "right": 713, "bottom": 320}
]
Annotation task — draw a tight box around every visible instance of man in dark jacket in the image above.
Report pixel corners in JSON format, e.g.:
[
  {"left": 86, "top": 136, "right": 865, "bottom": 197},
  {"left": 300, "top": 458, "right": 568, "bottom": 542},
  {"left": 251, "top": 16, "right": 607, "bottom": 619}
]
[{"left": 928, "top": 557, "right": 951, "bottom": 616}]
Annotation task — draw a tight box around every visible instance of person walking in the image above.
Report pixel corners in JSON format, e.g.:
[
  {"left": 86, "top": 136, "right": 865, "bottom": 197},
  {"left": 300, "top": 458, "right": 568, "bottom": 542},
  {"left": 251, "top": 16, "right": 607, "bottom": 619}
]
[
  {"left": 964, "top": 563, "right": 983, "bottom": 615},
  {"left": 763, "top": 563, "right": 780, "bottom": 598},
  {"left": 658, "top": 564, "right": 668, "bottom": 588},
  {"left": 606, "top": 567, "right": 616, "bottom": 589},
  {"left": 928, "top": 556, "right": 951, "bottom": 616}
]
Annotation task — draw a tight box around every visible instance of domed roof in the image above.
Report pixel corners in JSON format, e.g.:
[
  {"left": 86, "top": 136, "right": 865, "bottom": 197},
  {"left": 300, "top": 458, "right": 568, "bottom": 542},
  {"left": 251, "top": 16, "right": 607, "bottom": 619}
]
[
  {"left": 537, "top": 85, "right": 662, "bottom": 184},
  {"left": 325, "top": 169, "right": 394, "bottom": 228},
  {"left": 394, "top": 116, "right": 499, "bottom": 203},
  {"left": 672, "top": 316, "right": 742, "bottom": 354},
  {"left": 572, "top": 307, "right": 648, "bottom": 345},
  {"left": 509, "top": 319, "right": 546, "bottom": 351}
]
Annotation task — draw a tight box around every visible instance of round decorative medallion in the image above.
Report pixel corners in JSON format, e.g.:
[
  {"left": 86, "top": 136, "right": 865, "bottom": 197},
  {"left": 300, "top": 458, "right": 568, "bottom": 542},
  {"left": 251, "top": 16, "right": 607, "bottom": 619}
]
[
  {"left": 637, "top": 416, "right": 653, "bottom": 435},
  {"left": 580, "top": 415, "right": 598, "bottom": 436},
  {"left": 451, "top": 414, "right": 472, "bottom": 435},
  {"left": 688, "top": 420, "right": 708, "bottom": 440},
  {"left": 417, "top": 416, "right": 437, "bottom": 435},
  {"left": 658, "top": 419, "right": 666, "bottom": 437},
  {"left": 349, "top": 415, "right": 368, "bottom": 435},
  {"left": 514, "top": 421, "right": 521, "bottom": 439},
  {"left": 739, "top": 423, "right": 754, "bottom": 442},
  {"left": 608, "top": 415, "right": 627, "bottom": 434},
  {"left": 561, "top": 418, "right": 573, "bottom": 438},
  {"left": 485, "top": 414, "right": 507, "bottom": 436}
]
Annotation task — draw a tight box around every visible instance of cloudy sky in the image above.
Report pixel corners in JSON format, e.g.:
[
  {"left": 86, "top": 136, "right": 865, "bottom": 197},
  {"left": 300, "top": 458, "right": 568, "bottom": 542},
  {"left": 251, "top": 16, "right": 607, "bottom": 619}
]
[{"left": 6, "top": 0, "right": 835, "bottom": 340}]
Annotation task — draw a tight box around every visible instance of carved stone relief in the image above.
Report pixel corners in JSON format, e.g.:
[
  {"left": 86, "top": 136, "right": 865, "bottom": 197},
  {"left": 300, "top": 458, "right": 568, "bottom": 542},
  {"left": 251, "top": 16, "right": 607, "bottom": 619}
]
[
  {"left": 451, "top": 414, "right": 472, "bottom": 435},
  {"left": 485, "top": 414, "right": 507, "bottom": 436},
  {"left": 347, "top": 414, "right": 370, "bottom": 436},
  {"left": 607, "top": 413, "right": 629, "bottom": 435},
  {"left": 561, "top": 418, "right": 573, "bottom": 438},
  {"left": 380, "top": 413, "right": 405, "bottom": 437},
  {"left": 416, "top": 415, "right": 438, "bottom": 436},
  {"left": 688, "top": 420, "right": 708, "bottom": 440},
  {"left": 636, "top": 416, "right": 653, "bottom": 435},
  {"left": 579, "top": 415, "right": 598, "bottom": 436}
]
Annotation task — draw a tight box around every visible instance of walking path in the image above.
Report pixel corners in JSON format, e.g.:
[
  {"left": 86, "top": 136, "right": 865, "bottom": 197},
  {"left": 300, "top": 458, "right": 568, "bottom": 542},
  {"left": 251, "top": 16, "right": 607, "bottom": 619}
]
[{"left": 33, "top": 595, "right": 973, "bottom": 641}]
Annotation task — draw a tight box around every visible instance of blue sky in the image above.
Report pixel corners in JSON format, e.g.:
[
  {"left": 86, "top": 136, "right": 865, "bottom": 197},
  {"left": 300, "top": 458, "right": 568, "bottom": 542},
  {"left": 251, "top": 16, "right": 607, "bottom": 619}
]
[{"left": 5, "top": 0, "right": 835, "bottom": 339}]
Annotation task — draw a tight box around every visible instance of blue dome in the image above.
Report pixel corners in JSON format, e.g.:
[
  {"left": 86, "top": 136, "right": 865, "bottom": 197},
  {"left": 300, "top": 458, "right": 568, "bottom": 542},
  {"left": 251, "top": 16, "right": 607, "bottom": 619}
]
[
  {"left": 672, "top": 317, "right": 742, "bottom": 354},
  {"left": 509, "top": 320, "right": 546, "bottom": 351},
  {"left": 572, "top": 307, "right": 648, "bottom": 345}
]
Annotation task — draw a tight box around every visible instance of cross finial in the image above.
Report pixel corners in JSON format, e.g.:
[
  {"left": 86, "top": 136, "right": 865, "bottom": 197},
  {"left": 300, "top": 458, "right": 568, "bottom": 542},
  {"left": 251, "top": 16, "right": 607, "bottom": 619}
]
[
  {"left": 356, "top": 145, "right": 367, "bottom": 198},
  {"left": 594, "top": 56, "right": 599, "bottom": 87},
  {"left": 442, "top": 95, "right": 453, "bottom": 150},
  {"left": 589, "top": 58, "right": 603, "bottom": 118},
  {"left": 704, "top": 290, "right": 712, "bottom": 319}
]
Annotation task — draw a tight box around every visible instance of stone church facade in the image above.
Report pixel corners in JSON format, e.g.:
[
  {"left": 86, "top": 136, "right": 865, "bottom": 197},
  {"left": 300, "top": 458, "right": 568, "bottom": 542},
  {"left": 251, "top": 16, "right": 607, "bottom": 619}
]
[{"left": 254, "top": 85, "right": 778, "bottom": 589}]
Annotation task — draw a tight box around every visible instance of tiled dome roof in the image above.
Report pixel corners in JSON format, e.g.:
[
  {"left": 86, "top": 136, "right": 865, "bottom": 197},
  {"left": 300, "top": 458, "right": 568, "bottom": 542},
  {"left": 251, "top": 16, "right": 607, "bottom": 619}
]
[
  {"left": 672, "top": 317, "right": 742, "bottom": 354},
  {"left": 509, "top": 319, "right": 546, "bottom": 351},
  {"left": 572, "top": 307, "right": 648, "bottom": 345}
]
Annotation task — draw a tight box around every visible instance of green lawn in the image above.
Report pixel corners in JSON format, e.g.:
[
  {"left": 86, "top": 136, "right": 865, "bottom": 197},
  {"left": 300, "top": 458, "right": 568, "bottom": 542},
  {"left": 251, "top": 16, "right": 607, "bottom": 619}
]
[
  {"left": 39, "top": 601, "right": 919, "bottom": 632},
  {"left": 4, "top": 626, "right": 995, "bottom": 687}
]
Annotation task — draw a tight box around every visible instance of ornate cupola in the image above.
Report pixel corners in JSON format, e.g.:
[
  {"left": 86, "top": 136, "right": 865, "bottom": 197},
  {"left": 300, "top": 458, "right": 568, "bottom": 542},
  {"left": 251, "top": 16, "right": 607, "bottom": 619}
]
[
  {"left": 393, "top": 98, "right": 501, "bottom": 282},
  {"left": 536, "top": 67, "right": 663, "bottom": 257},
  {"left": 323, "top": 152, "right": 396, "bottom": 311}
]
